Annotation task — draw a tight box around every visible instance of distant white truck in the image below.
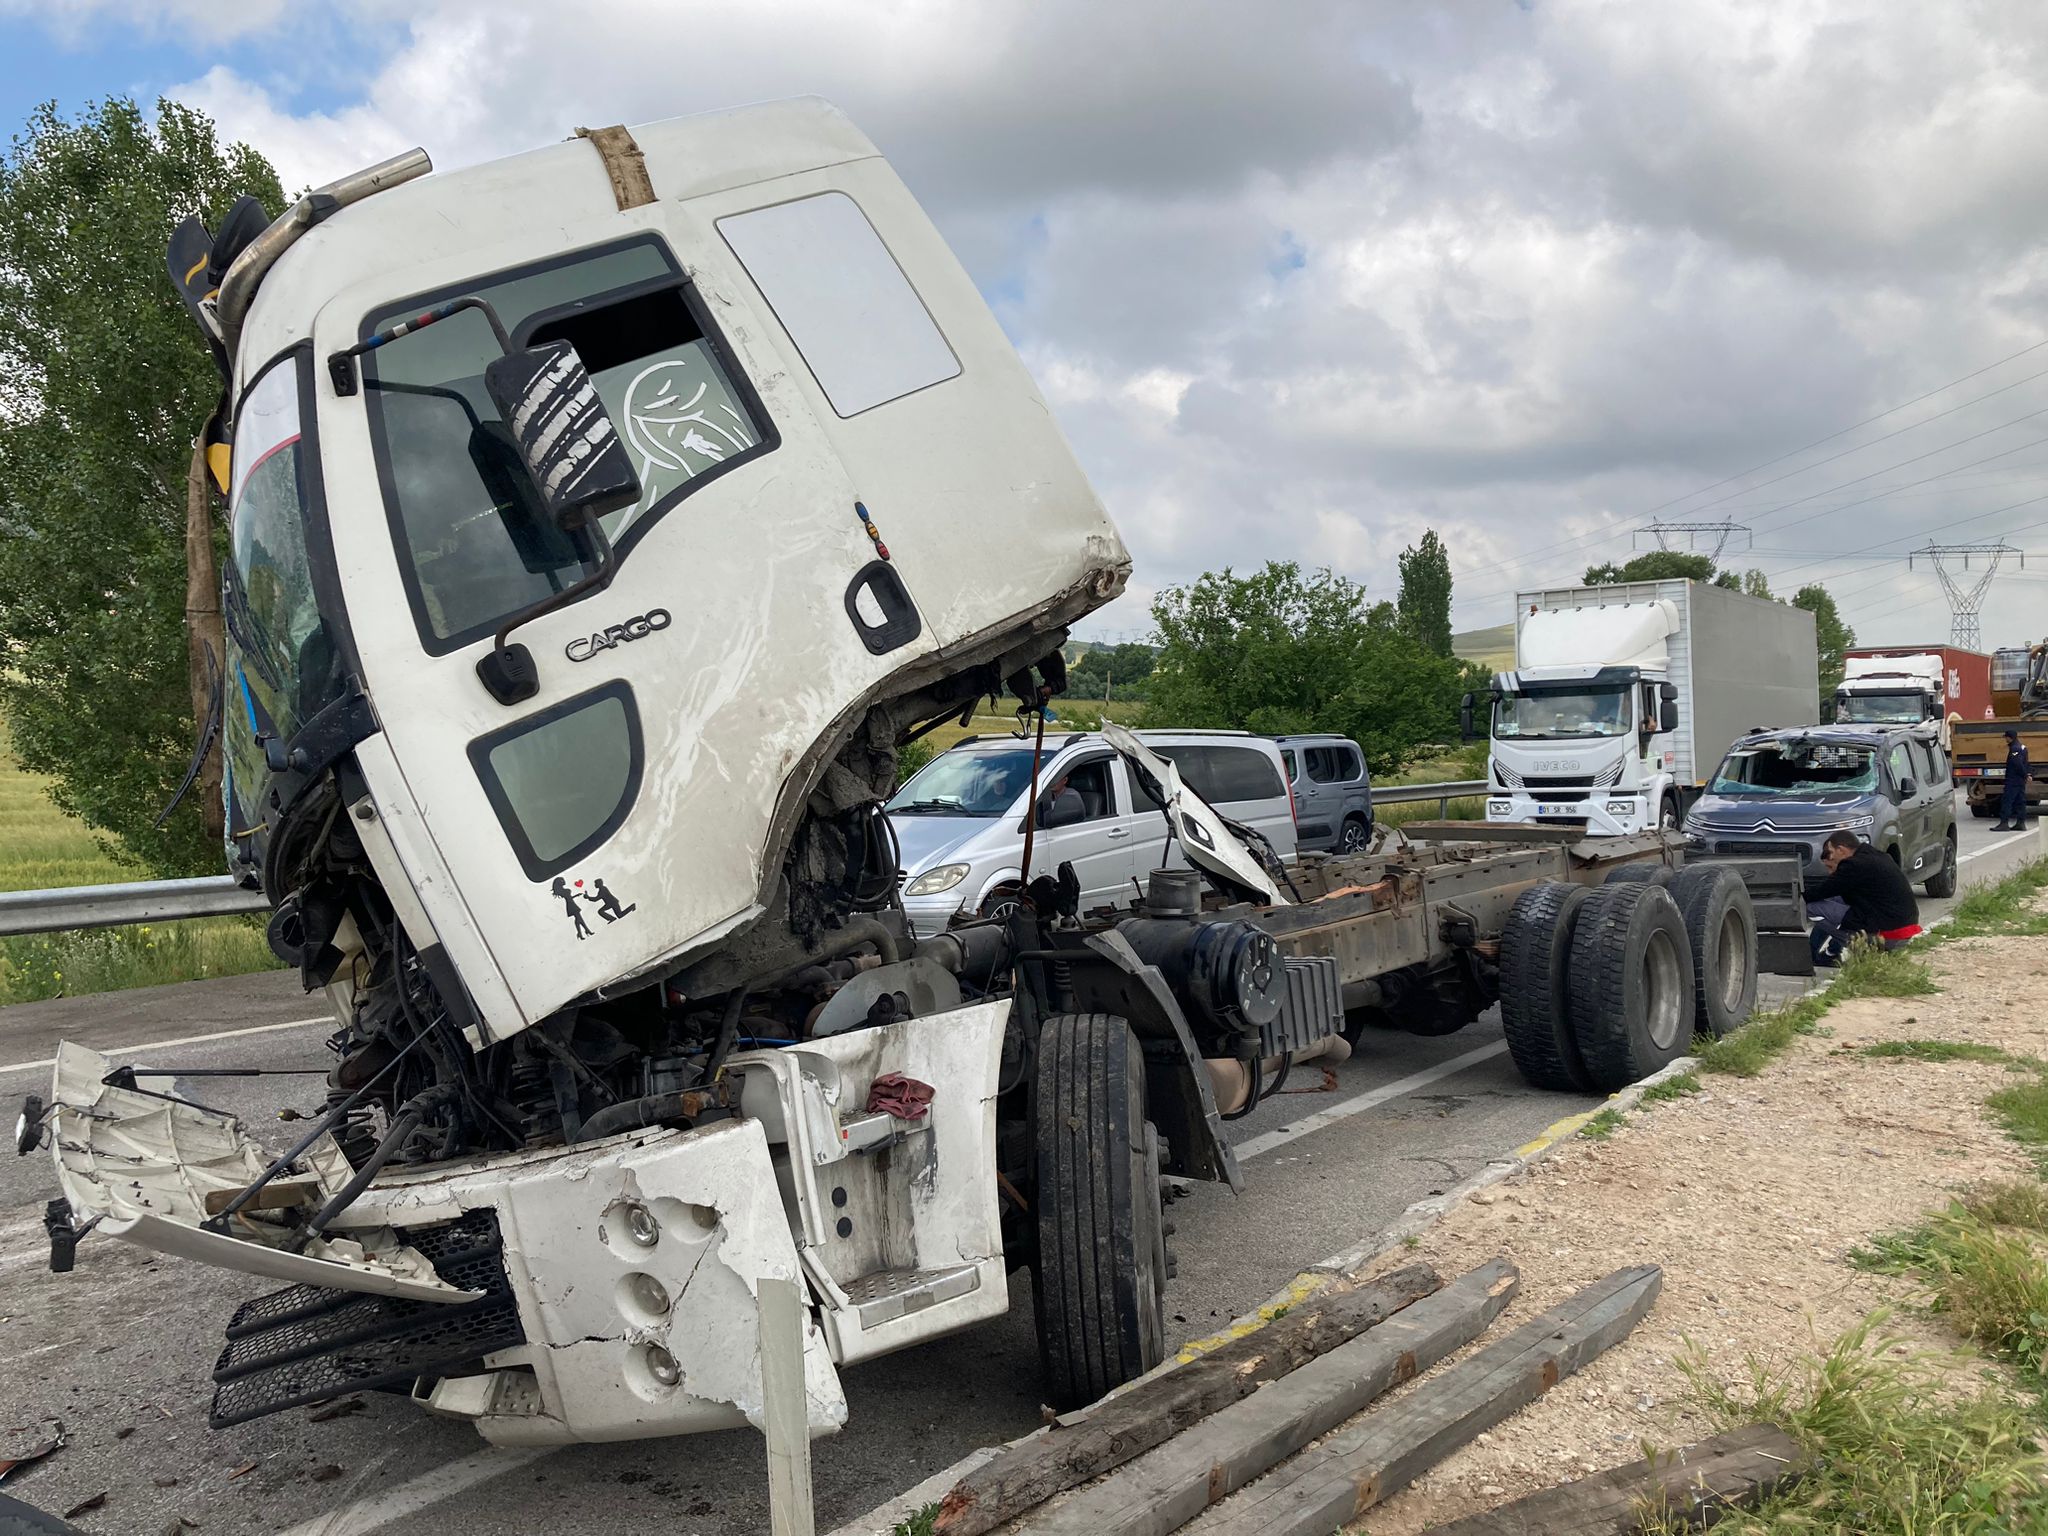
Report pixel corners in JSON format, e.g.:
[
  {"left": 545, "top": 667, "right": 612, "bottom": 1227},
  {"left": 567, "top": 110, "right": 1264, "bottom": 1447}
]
[{"left": 1469, "top": 581, "right": 1818, "bottom": 836}]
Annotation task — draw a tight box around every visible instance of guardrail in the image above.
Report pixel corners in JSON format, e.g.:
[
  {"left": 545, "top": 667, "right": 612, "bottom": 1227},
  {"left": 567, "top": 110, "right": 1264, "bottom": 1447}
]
[
  {"left": 0, "top": 781, "right": 1493, "bottom": 939},
  {"left": 1372, "top": 779, "right": 1488, "bottom": 817},
  {"left": 0, "top": 876, "right": 268, "bottom": 938}
]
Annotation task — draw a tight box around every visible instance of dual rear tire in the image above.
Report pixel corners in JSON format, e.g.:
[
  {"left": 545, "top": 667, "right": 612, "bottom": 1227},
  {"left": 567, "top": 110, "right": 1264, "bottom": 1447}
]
[{"left": 1501, "top": 866, "right": 1756, "bottom": 1094}]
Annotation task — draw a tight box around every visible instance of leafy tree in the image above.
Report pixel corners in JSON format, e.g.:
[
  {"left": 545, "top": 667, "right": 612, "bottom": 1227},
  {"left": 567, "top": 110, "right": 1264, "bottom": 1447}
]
[
  {"left": 1066, "top": 640, "right": 1155, "bottom": 702},
  {"left": 1146, "top": 562, "right": 1468, "bottom": 776},
  {"left": 1396, "top": 529, "right": 1454, "bottom": 657},
  {"left": 0, "top": 98, "right": 282, "bottom": 874},
  {"left": 1583, "top": 551, "right": 1717, "bottom": 584},
  {"left": 1793, "top": 584, "right": 1856, "bottom": 698},
  {"left": 1740, "top": 569, "right": 1774, "bottom": 600}
]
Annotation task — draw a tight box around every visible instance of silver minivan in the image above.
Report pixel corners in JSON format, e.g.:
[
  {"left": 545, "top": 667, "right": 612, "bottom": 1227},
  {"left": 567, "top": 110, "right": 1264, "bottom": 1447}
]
[
  {"left": 1273, "top": 734, "right": 1375, "bottom": 853},
  {"left": 887, "top": 729, "right": 1297, "bottom": 934}
]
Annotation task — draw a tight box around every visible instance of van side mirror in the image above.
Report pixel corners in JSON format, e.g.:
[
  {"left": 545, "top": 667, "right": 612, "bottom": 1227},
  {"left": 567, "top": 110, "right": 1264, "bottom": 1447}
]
[
  {"left": 1659, "top": 700, "right": 1679, "bottom": 733},
  {"left": 482, "top": 341, "right": 641, "bottom": 532},
  {"left": 1896, "top": 777, "right": 1917, "bottom": 800},
  {"left": 1460, "top": 693, "right": 1477, "bottom": 741}
]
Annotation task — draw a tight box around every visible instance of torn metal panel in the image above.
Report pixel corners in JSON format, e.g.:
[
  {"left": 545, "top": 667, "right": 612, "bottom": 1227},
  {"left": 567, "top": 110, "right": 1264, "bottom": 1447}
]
[
  {"left": 727, "top": 1001, "right": 1010, "bottom": 1366},
  {"left": 47, "top": 1041, "right": 474, "bottom": 1304},
  {"left": 1103, "top": 723, "right": 1288, "bottom": 906},
  {"left": 367, "top": 1115, "right": 849, "bottom": 1444}
]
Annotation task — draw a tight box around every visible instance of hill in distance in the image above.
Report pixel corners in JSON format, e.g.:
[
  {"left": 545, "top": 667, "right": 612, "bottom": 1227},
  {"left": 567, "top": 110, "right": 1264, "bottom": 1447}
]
[{"left": 1452, "top": 621, "right": 1515, "bottom": 670}]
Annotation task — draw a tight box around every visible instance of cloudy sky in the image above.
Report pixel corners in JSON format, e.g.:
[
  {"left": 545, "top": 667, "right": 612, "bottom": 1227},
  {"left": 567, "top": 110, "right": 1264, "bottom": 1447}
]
[{"left": 7, "top": 0, "right": 2048, "bottom": 649}]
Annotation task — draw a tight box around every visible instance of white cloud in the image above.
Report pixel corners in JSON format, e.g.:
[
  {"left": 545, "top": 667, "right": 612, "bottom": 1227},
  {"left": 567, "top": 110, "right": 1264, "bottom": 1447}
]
[{"left": 143, "top": 0, "right": 2048, "bottom": 650}]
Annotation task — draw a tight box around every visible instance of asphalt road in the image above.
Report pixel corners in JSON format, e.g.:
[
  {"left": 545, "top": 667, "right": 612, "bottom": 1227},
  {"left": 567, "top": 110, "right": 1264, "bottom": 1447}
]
[{"left": 0, "top": 803, "right": 2036, "bottom": 1536}]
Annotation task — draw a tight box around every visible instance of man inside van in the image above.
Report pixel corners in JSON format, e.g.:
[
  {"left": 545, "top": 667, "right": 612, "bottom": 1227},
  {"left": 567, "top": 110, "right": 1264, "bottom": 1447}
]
[{"left": 1803, "top": 830, "right": 1921, "bottom": 965}]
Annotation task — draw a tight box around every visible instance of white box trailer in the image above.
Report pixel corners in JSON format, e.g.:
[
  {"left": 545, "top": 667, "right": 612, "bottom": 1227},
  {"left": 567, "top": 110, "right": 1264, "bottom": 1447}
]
[{"left": 1481, "top": 581, "right": 1818, "bottom": 835}]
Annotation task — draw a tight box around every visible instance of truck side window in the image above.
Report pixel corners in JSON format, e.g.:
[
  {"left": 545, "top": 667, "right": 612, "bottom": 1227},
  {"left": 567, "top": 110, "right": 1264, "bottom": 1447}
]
[
  {"left": 362, "top": 236, "right": 774, "bottom": 653},
  {"left": 469, "top": 682, "right": 643, "bottom": 879}
]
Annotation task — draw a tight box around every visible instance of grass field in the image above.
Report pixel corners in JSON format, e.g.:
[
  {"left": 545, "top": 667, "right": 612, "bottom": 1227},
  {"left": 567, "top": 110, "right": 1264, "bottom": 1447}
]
[
  {"left": 1451, "top": 620, "right": 1515, "bottom": 671},
  {"left": 0, "top": 729, "right": 278, "bottom": 1006}
]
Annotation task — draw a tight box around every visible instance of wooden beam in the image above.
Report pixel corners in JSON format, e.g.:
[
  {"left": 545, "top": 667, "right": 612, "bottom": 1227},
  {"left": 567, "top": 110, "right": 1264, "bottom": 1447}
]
[
  {"left": 933, "top": 1264, "right": 1443, "bottom": 1536},
  {"left": 1417, "top": 1423, "right": 1806, "bottom": 1534},
  {"left": 1011, "top": 1259, "right": 1520, "bottom": 1536},
  {"left": 1183, "top": 1265, "right": 1664, "bottom": 1536}
]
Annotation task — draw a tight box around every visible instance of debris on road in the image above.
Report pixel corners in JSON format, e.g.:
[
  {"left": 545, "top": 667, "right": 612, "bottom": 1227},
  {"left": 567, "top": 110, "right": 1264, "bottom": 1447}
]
[
  {"left": 225, "top": 1463, "right": 256, "bottom": 1481},
  {"left": 304, "top": 1399, "right": 365, "bottom": 1424},
  {"left": 63, "top": 1491, "right": 106, "bottom": 1518},
  {"left": 0, "top": 1420, "right": 65, "bottom": 1483}
]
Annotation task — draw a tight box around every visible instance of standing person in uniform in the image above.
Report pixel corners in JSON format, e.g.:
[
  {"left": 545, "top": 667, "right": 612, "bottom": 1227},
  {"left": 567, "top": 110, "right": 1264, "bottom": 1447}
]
[{"left": 1996, "top": 729, "right": 2031, "bottom": 830}]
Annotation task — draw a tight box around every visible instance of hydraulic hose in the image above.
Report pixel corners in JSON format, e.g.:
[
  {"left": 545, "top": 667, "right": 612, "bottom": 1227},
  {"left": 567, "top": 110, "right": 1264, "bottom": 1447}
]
[
  {"left": 573, "top": 1090, "right": 703, "bottom": 1144},
  {"left": 296, "top": 1086, "right": 453, "bottom": 1245}
]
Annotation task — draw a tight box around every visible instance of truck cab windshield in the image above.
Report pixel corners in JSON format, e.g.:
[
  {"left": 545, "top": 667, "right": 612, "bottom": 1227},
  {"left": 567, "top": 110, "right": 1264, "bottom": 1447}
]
[
  {"left": 1835, "top": 692, "right": 1926, "bottom": 725},
  {"left": 1493, "top": 688, "right": 1631, "bottom": 740},
  {"left": 887, "top": 749, "right": 1040, "bottom": 817},
  {"left": 1711, "top": 743, "right": 1877, "bottom": 796}
]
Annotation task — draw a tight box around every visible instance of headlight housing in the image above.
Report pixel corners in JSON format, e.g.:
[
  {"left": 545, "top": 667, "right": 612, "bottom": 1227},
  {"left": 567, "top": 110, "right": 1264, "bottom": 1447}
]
[
  {"left": 903, "top": 863, "right": 972, "bottom": 897},
  {"left": 1605, "top": 801, "right": 1634, "bottom": 816},
  {"left": 1487, "top": 799, "right": 1512, "bottom": 816}
]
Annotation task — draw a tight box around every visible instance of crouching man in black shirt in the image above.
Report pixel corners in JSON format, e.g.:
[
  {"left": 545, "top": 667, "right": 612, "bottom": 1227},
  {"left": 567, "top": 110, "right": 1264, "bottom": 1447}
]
[{"left": 1803, "top": 830, "right": 1922, "bottom": 966}]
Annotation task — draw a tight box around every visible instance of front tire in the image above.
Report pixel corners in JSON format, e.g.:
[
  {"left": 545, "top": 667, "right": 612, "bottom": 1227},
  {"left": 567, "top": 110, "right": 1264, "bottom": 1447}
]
[
  {"left": 1033, "top": 1013, "right": 1168, "bottom": 1410},
  {"left": 1924, "top": 828, "right": 1959, "bottom": 897}
]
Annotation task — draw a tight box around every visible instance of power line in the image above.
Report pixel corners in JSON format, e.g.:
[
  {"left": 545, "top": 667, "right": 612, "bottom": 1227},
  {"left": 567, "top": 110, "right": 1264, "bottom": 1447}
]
[{"left": 1449, "top": 335, "right": 2048, "bottom": 592}]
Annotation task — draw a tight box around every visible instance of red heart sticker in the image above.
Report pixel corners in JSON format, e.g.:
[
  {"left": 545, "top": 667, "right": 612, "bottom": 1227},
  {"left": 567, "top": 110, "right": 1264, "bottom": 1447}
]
[{"left": 574, "top": 879, "right": 584, "bottom": 887}]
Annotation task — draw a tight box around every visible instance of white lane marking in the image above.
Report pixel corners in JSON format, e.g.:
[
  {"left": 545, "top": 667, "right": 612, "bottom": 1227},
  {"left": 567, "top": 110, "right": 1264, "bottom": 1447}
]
[
  {"left": 1960, "top": 828, "right": 2035, "bottom": 863},
  {"left": 1234, "top": 1041, "right": 1511, "bottom": 1162},
  {"left": 275, "top": 1446, "right": 554, "bottom": 1536},
  {"left": 0, "top": 1015, "right": 332, "bottom": 1079}
]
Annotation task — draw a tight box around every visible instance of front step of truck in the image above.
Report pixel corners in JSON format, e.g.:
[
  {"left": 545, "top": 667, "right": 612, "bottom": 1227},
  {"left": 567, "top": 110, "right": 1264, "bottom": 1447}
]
[{"left": 209, "top": 1210, "right": 524, "bottom": 1428}]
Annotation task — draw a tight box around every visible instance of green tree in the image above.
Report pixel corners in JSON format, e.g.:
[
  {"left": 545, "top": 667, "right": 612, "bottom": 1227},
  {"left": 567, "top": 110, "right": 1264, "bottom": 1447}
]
[
  {"left": 1066, "top": 640, "right": 1156, "bottom": 702},
  {"left": 1396, "top": 529, "right": 1454, "bottom": 657},
  {"left": 1740, "top": 569, "right": 1774, "bottom": 600},
  {"left": 1146, "top": 563, "right": 1467, "bottom": 776},
  {"left": 0, "top": 98, "right": 282, "bottom": 874},
  {"left": 1793, "top": 584, "right": 1856, "bottom": 698},
  {"left": 1583, "top": 551, "right": 1718, "bottom": 585}
]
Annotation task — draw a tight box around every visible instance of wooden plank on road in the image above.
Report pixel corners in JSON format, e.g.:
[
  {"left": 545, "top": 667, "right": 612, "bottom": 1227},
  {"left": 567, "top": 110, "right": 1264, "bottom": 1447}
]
[
  {"left": 1417, "top": 1423, "right": 1805, "bottom": 1534},
  {"left": 934, "top": 1264, "right": 1444, "bottom": 1536},
  {"left": 1184, "top": 1265, "right": 1664, "bottom": 1536},
  {"left": 1013, "top": 1259, "right": 1520, "bottom": 1536}
]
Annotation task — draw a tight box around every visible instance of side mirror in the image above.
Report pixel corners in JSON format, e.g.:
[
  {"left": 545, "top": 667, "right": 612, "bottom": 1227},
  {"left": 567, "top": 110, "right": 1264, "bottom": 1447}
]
[
  {"left": 1660, "top": 700, "right": 1679, "bottom": 733},
  {"left": 482, "top": 341, "right": 640, "bottom": 532},
  {"left": 1896, "top": 777, "right": 1917, "bottom": 800},
  {"left": 1659, "top": 681, "right": 1678, "bottom": 702},
  {"left": 1460, "top": 693, "right": 1477, "bottom": 742}
]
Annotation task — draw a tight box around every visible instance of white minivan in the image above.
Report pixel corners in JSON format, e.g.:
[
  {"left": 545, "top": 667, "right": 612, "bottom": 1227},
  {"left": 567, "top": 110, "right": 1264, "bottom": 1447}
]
[{"left": 887, "top": 729, "right": 1296, "bottom": 933}]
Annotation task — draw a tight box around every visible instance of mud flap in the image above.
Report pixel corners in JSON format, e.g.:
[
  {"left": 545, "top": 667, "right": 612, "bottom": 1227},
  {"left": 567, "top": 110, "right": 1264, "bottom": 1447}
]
[{"left": 47, "top": 1042, "right": 473, "bottom": 1303}]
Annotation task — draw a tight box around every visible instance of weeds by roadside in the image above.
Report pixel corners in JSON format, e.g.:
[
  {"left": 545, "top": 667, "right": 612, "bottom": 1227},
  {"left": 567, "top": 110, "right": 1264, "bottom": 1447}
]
[
  {"left": 1852, "top": 1185, "right": 2048, "bottom": 1381},
  {"left": 1988, "top": 1075, "right": 2048, "bottom": 1172},
  {"left": 1641, "top": 1319, "right": 2047, "bottom": 1535},
  {"left": 1697, "top": 937, "right": 1943, "bottom": 1079},
  {"left": 1933, "top": 857, "right": 2048, "bottom": 942},
  {"left": 1862, "top": 1039, "right": 2018, "bottom": 1065},
  {"left": 1640, "top": 1070, "right": 1702, "bottom": 1103},
  {"left": 0, "top": 919, "right": 276, "bottom": 1007},
  {"left": 1579, "top": 1107, "right": 1625, "bottom": 1140}
]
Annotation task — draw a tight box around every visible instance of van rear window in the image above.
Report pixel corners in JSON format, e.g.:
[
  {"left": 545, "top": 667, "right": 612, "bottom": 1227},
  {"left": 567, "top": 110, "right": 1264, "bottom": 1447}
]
[{"left": 1151, "top": 744, "right": 1285, "bottom": 805}]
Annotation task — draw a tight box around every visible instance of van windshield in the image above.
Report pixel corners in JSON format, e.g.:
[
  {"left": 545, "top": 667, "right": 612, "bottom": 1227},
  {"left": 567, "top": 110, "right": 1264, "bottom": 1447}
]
[
  {"left": 888, "top": 749, "right": 1039, "bottom": 817},
  {"left": 1494, "top": 688, "right": 1631, "bottom": 740},
  {"left": 1711, "top": 743, "right": 1877, "bottom": 796}
]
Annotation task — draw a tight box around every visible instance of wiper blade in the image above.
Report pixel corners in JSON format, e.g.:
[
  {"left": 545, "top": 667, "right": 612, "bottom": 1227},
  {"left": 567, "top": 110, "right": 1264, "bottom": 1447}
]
[{"left": 891, "top": 799, "right": 970, "bottom": 814}]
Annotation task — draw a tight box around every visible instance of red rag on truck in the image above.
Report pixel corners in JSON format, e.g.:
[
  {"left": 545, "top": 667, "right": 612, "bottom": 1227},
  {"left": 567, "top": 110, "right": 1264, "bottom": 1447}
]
[{"left": 866, "top": 1073, "right": 935, "bottom": 1121}]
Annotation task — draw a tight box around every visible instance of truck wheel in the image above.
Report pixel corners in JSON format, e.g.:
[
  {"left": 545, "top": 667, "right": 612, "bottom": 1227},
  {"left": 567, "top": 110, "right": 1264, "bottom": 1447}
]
[
  {"left": 1498, "top": 882, "right": 1594, "bottom": 1092},
  {"left": 1032, "top": 1013, "right": 1168, "bottom": 1410},
  {"left": 1658, "top": 793, "right": 1679, "bottom": 831},
  {"left": 1924, "top": 828, "right": 1959, "bottom": 898},
  {"left": 1603, "top": 863, "right": 1676, "bottom": 887},
  {"left": 1338, "top": 815, "right": 1371, "bottom": 853},
  {"left": 1568, "top": 882, "right": 1696, "bottom": 1091},
  {"left": 1670, "top": 866, "right": 1756, "bottom": 1038}
]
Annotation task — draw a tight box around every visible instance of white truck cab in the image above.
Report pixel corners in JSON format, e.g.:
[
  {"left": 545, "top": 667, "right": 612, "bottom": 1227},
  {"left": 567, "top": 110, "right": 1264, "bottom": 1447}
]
[{"left": 1482, "top": 603, "right": 1683, "bottom": 836}]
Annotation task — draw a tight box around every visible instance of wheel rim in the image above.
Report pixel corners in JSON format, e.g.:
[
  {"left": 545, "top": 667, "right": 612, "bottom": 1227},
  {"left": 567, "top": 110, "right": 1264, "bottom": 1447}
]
[
  {"left": 1659, "top": 802, "right": 1677, "bottom": 830},
  {"left": 983, "top": 892, "right": 1021, "bottom": 922},
  {"left": 1642, "top": 927, "right": 1685, "bottom": 1050},
  {"left": 1714, "top": 907, "right": 1746, "bottom": 1013},
  {"left": 1340, "top": 820, "right": 1367, "bottom": 851}
]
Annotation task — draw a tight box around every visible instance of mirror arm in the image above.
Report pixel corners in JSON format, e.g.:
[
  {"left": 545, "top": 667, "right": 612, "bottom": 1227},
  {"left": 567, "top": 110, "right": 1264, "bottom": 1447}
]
[
  {"left": 327, "top": 295, "right": 515, "bottom": 398},
  {"left": 475, "top": 519, "right": 619, "bottom": 706}
]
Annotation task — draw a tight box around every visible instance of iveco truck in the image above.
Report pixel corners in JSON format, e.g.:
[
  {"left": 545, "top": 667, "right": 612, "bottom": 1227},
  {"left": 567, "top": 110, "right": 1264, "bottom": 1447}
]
[
  {"left": 1833, "top": 646, "right": 1991, "bottom": 728},
  {"left": 1471, "top": 582, "right": 1818, "bottom": 836}
]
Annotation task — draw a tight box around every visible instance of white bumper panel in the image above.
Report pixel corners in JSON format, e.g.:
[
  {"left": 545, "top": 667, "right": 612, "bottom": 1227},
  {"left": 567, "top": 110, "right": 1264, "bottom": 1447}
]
[
  {"left": 727, "top": 999, "right": 1011, "bottom": 1367},
  {"left": 359, "top": 1116, "right": 849, "bottom": 1445},
  {"left": 47, "top": 1042, "right": 475, "bottom": 1304}
]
